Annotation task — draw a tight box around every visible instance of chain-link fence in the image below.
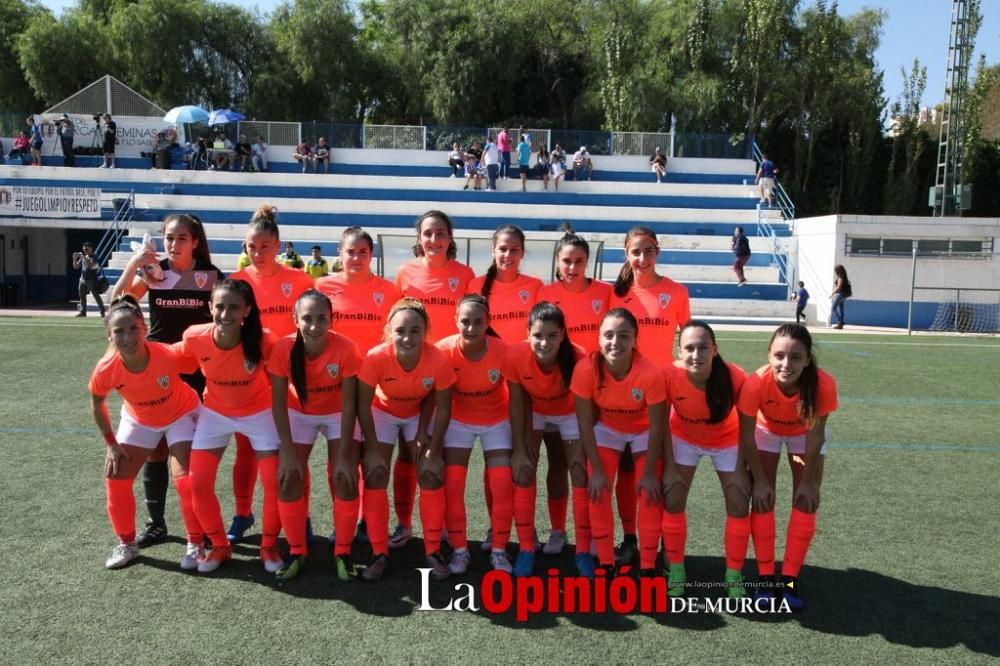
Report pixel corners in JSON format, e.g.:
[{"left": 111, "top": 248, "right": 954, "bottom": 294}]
[
  {"left": 611, "top": 131, "right": 670, "bottom": 156},
  {"left": 364, "top": 124, "right": 425, "bottom": 150},
  {"left": 237, "top": 121, "right": 302, "bottom": 147}
]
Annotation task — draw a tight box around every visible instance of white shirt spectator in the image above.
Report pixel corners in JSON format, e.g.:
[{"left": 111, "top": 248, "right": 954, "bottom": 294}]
[
  {"left": 482, "top": 141, "right": 499, "bottom": 166},
  {"left": 573, "top": 148, "right": 590, "bottom": 164}
]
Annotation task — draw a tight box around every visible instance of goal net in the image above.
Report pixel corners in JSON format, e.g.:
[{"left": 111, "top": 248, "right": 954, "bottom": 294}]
[{"left": 910, "top": 252, "right": 1000, "bottom": 333}]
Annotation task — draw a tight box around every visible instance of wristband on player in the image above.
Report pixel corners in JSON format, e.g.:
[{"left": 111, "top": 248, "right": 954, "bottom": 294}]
[{"left": 103, "top": 432, "right": 118, "bottom": 446}]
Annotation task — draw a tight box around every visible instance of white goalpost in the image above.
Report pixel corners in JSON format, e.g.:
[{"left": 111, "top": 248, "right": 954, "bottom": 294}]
[{"left": 907, "top": 248, "right": 1000, "bottom": 334}]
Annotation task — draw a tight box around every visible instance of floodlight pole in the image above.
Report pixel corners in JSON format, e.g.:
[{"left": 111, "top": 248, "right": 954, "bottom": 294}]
[{"left": 907, "top": 245, "right": 917, "bottom": 335}]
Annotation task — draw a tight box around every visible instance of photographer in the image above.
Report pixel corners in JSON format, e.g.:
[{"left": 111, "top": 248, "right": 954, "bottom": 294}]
[
  {"left": 57, "top": 114, "right": 75, "bottom": 167},
  {"left": 99, "top": 113, "right": 117, "bottom": 169},
  {"left": 72, "top": 242, "right": 106, "bottom": 317}
]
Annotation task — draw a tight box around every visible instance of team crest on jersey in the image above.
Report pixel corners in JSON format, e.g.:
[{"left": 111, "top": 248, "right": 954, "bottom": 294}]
[
  {"left": 244, "top": 359, "right": 257, "bottom": 374},
  {"left": 327, "top": 363, "right": 340, "bottom": 378},
  {"left": 448, "top": 277, "right": 460, "bottom": 292},
  {"left": 518, "top": 290, "right": 530, "bottom": 304},
  {"left": 422, "top": 377, "right": 434, "bottom": 390},
  {"left": 373, "top": 291, "right": 384, "bottom": 306},
  {"left": 592, "top": 300, "right": 603, "bottom": 314},
  {"left": 658, "top": 293, "right": 671, "bottom": 309},
  {"left": 281, "top": 282, "right": 293, "bottom": 298},
  {"left": 631, "top": 388, "right": 644, "bottom": 402},
  {"left": 157, "top": 375, "right": 169, "bottom": 390},
  {"left": 488, "top": 368, "right": 501, "bottom": 384},
  {"left": 194, "top": 272, "right": 208, "bottom": 289}
]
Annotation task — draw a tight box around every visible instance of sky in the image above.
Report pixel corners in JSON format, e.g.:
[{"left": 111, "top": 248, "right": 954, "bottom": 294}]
[{"left": 35, "top": 0, "right": 999, "bottom": 112}]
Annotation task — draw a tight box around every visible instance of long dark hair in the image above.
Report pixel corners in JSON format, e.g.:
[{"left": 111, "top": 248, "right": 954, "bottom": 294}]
[
  {"left": 554, "top": 223, "right": 590, "bottom": 283},
  {"left": 613, "top": 226, "right": 660, "bottom": 297},
  {"left": 412, "top": 210, "right": 458, "bottom": 260},
  {"left": 679, "top": 320, "right": 734, "bottom": 423},
  {"left": 290, "top": 290, "right": 333, "bottom": 406},
  {"left": 249, "top": 203, "right": 280, "bottom": 240},
  {"left": 769, "top": 323, "right": 820, "bottom": 427},
  {"left": 212, "top": 279, "right": 263, "bottom": 366},
  {"left": 595, "top": 308, "right": 639, "bottom": 390},
  {"left": 163, "top": 213, "right": 211, "bottom": 265},
  {"left": 528, "top": 301, "right": 576, "bottom": 388},
  {"left": 480, "top": 223, "right": 526, "bottom": 300}
]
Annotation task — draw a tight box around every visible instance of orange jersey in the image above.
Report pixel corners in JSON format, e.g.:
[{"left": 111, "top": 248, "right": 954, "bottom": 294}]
[
  {"left": 503, "top": 340, "right": 585, "bottom": 416},
  {"left": 737, "top": 365, "right": 839, "bottom": 437},
  {"left": 175, "top": 323, "right": 276, "bottom": 417},
  {"left": 230, "top": 264, "right": 315, "bottom": 338},
  {"left": 266, "top": 331, "right": 361, "bottom": 415},
  {"left": 536, "top": 279, "right": 612, "bottom": 353},
  {"left": 664, "top": 361, "right": 747, "bottom": 448},
  {"left": 436, "top": 334, "right": 509, "bottom": 425},
  {"left": 570, "top": 352, "right": 667, "bottom": 433},
  {"left": 358, "top": 342, "right": 457, "bottom": 419},
  {"left": 315, "top": 273, "right": 401, "bottom": 353},
  {"left": 394, "top": 259, "right": 475, "bottom": 343},
  {"left": 469, "top": 273, "right": 544, "bottom": 343},
  {"left": 89, "top": 342, "right": 199, "bottom": 428},
  {"left": 611, "top": 277, "right": 691, "bottom": 368}
]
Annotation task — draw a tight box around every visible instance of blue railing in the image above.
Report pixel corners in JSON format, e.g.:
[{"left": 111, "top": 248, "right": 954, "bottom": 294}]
[
  {"left": 94, "top": 190, "right": 136, "bottom": 269},
  {"left": 751, "top": 139, "right": 795, "bottom": 222},
  {"left": 756, "top": 210, "right": 793, "bottom": 296}
]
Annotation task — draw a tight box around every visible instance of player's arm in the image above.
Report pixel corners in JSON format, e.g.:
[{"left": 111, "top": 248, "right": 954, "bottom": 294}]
[
  {"left": 90, "top": 392, "right": 129, "bottom": 477},
  {"left": 641, "top": 400, "right": 667, "bottom": 503},
  {"left": 739, "top": 412, "right": 774, "bottom": 513},
  {"left": 794, "top": 414, "right": 828, "bottom": 513},
  {"left": 335, "top": 376, "right": 360, "bottom": 492},
  {"left": 575, "top": 396, "right": 605, "bottom": 501},
  {"left": 355, "top": 380, "right": 384, "bottom": 482},
  {"left": 270, "top": 374, "right": 302, "bottom": 489}
]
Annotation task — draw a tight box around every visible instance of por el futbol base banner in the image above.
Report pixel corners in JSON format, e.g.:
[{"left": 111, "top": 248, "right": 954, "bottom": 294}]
[{"left": 0, "top": 185, "right": 102, "bottom": 218}]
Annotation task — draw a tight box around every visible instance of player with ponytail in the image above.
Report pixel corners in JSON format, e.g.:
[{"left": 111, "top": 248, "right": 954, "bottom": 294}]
[{"left": 469, "top": 224, "right": 543, "bottom": 342}]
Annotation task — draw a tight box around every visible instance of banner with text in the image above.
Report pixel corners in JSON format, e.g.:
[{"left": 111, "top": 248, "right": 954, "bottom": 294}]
[
  {"left": 36, "top": 114, "right": 182, "bottom": 158},
  {"left": 0, "top": 186, "right": 102, "bottom": 218}
]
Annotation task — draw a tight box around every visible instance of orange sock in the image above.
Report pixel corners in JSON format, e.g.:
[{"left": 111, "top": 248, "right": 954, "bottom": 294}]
[
  {"left": 661, "top": 511, "right": 687, "bottom": 565},
  {"left": 105, "top": 478, "right": 136, "bottom": 543},
  {"left": 363, "top": 487, "right": 389, "bottom": 556},
  {"left": 190, "top": 450, "right": 227, "bottom": 548},
  {"left": 445, "top": 464, "right": 468, "bottom": 550},
  {"left": 513, "top": 482, "right": 537, "bottom": 553},
  {"left": 751, "top": 510, "right": 776, "bottom": 576},
  {"left": 278, "top": 496, "right": 308, "bottom": 555},
  {"left": 588, "top": 448, "right": 620, "bottom": 566},
  {"left": 571, "top": 487, "right": 592, "bottom": 555},
  {"left": 419, "top": 486, "right": 446, "bottom": 554},
  {"left": 257, "top": 456, "right": 280, "bottom": 549},
  {"left": 548, "top": 496, "right": 568, "bottom": 533},
  {"left": 486, "top": 466, "right": 513, "bottom": 551},
  {"left": 333, "top": 495, "right": 360, "bottom": 556},
  {"left": 172, "top": 473, "right": 204, "bottom": 544},
  {"left": 232, "top": 433, "right": 258, "bottom": 516},
  {"left": 392, "top": 459, "right": 416, "bottom": 529},
  {"left": 782, "top": 508, "right": 817, "bottom": 578},
  {"left": 616, "top": 466, "right": 637, "bottom": 537},
  {"left": 637, "top": 490, "right": 663, "bottom": 569},
  {"left": 725, "top": 515, "right": 752, "bottom": 572}
]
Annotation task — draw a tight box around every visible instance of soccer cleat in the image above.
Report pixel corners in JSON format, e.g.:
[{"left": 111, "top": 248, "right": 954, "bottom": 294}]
[
  {"left": 667, "top": 563, "right": 687, "bottom": 598},
  {"left": 136, "top": 520, "right": 168, "bottom": 548},
  {"left": 489, "top": 550, "right": 512, "bottom": 574},
  {"left": 260, "top": 546, "right": 283, "bottom": 573},
  {"left": 614, "top": 535, "right": 638, "bottom": 566},
  {"left": 276, "top": 555, "right": 307, "bottom": 582},
  {"left": 426, "top": 551, "right": 451, "bottom": 581},
  {"left": 513, "top": 551, "right": 535, "bottom": 577},
  {"left": 542, "top": 530, "right": 566, "bottom": 555},
  {"left": 226, "top": 513, "right": 255, "bottom": 544},
  {"left": 180, "top": 542, "right": 205, "bottom": 571},
  {"left": 334, "top": 555, "right": 355, "bottom": 582},
  {"left": 388, "top": 525, "right": 412, "bottom": 549},
  {"left": 782, "top": 576, "right": 805, "bottom": 611},
  {"left": 725, "top": 568, "right": 747, "bottom": 599},
  {"left": 480, "top": 528, "right": 493, "bottom": 552},
  {"left": 105, "top": 542, "right": 139, "bottom": 569},
  {"left": 753, "top": 575, "right": 778, "bottom": 601},
  {"left": 448, "top": 549, "right": 471, "bottom": 575},
  {"left": 196, "top": 545, "right": 232, "bottom": 573},
  {"left": 361, "top": 554, "right": 390, "bottom": 582},
  {"left": 354, "top": 519, "right": 370, "bottom": 545},
  {"left": 574, "top": 553, "right": 596, "bottom": 579}
]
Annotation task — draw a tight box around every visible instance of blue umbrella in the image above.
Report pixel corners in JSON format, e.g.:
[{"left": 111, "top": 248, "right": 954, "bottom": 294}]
[
  {"left": 164, "top": 105, "right": 210, "bottom": 124},
  {"left": 207, "top": 109, "right": 246, "bottom": 125}
]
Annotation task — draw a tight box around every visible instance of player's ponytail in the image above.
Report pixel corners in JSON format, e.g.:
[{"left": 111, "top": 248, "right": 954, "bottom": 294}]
[
  {"left": 769, "top": 323, "right": 819, "bottom": 427},
  {"left": 528, "top": 301, "right": 577, "bottom": 388},
  {"left": 412, "top": 210, "right": 458, "bottom": 260},
  {"left": 213, "top": 279, "right": 263, "bottom": 366},
  {"left": 681, "top": 320, "right": 734, "bottom": 423},
  {"left": 613, "top": 226, "right": 659, "bottom": 297},
  {"left": 289, "top": 290, "right": 334, "bottom": 406},
  {"left": 481, "top": 224, "right": 525, "bottom": 301},
  {"left": 249, "top": 203, "right": 280, "bottom": 241}
]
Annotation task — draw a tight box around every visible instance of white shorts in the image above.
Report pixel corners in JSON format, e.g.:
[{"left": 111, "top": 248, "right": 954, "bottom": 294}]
[
  {"left": 116, "top": 406, "right": 198, "bottom": 449},
  {"left": 594, "top": 422, "right": 650, "bottom": 455},
  {"left": 372, "top": 407, "right": 421, "bottom": 445},
  {"left": 288, "top": 409, "right": 362, "bottom": 445},
  {"left": 755, "top": 424, "right": 827, "bottom": 456},
  {"left": 532, "top": 411, "right": 581, "bottom": 441},
  {"left": 672, "top": 435, "right": 739, "bottom": 473},
  {"left": 192, "top": 406, "right": 279, "bottom": 452},
  {"left": 444, "top": 419, "right": 512, "bottom": 451}
]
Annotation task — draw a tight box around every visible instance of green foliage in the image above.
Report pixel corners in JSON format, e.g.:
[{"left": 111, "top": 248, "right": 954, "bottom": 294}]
[{"left": 0, "top": 0, "right": 43, "bottom": 111}]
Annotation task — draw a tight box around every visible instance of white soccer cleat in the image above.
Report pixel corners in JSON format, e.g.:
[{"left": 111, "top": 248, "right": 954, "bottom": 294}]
[
  {"left": 105, "top": 542, "right": 139, "bottom": 569},
  {"left": 448, "top": 549, "right": 471, "bottom": 575},
  {"left": 180, "top": 542, "right": 205, "bottom": 571},
  {"left": 490, "top": 550, "right": 512, "bottom": 574}
]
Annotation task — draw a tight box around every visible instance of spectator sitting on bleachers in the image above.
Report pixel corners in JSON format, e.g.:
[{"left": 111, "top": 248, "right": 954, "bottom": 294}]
[
  {"left": 304, "top": 245, "right": 329, "bottom": 278},
  {"left": 293, "top": 139, "right": 312, "bottom": 173},
  {"left": 8, "top": 131, "right": 30, "bottom": 161},
  {"left": 572, "top": 145, "right": 593, "bottom": 181},
  {"left": 251, "top": 135, "right": 268, "bottom": 172},
  {"left": 463, "top": 142, "right": 483, "bottom": 191},
  {"left": 448, "top": 142, "right": 464, "bottom": 177},
  {"left": 536, "top": 145, "right": 551, "bottom": 191},
  {"left": 649, "top": 146, "right": 667, "bottom": 183},
  {"left": 551, "top": 148, "right": 566, "bottom": 191},
  {"left": 148, "top": 132, "right": 171, "bottom": 169},
  {"left": 279, "top": 241, "right": 304, "bottom": 269},
  {"left": 551, "top": 143, "right": 566, "bottom": 168},
  {"left": 234, "top": 135, "right": 252, "bottom": 172},
  {"left": 312, "top": 137, "right": 331, "bottom": 173},
  {"left": 212, "top": 134, "right": 234, "bottom": 170},
  {"left": 237, "top": 241, "right": 251, "bottom": 269}
]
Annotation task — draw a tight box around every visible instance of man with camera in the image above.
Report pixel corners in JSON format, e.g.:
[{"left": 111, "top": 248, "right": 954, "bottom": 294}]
[
  {"left": 57, "top": 114, "right": 75, "bottom": 167},
  {"left": 72, "top": 242, "right": 106, "bottom": 317}
]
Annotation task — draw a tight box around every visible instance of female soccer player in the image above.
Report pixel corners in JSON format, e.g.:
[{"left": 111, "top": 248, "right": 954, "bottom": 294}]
[
  {"left": 110, "top": 213, "right": 223, "bottom": 549},
  {"left": 268, "top": 290, "right": 361, "bottom": 581},
  {"left": 505, "top": 301, "right": 590, "bottom": 576},
  {"left": 228, "top": 204, "right": 315, "bottom": 543},
  {"left": 176, "top": 279, "right": 280, "bottom": 573},
  {"left": 469, "top": 224, "right": 543, "bottom": 343},
  {"left": 608, "top": 225, "right": 691, "bottom": 565},
  {"left": 660, "top": 321, "right": 751, "bottom": 598},
  {"left": 391, "top": 211, "right": 474, "bottom": 546},
  {"left": 437, "top": 294, "right": 513, "bottom": 576},
  {"left": 737, "top": 323, "right": 839, "bottom": 610},
  {"left": 355, "top": 298, "right": 456, "bottom": 581},
  {"left": 88, "top": 296, "right": 202, "bottom": 570},
  {"left": 571, "top": 308, "right": 667, "bottom": 575}
]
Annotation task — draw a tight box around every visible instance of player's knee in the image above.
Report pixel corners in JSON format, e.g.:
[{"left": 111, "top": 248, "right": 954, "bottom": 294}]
[
  {"left": 278, "top": 480, "right": 303, "bottom": 503},
  {"left": 363, "top": 465, "right": 388, "bottom": 489},
  {"left": 514, "top": 466, "right": 536, "bottom": 487},
  {"left": 569, "top": 461, "right": 588, "bottom": 488},
  {"left": 664, "top": 488, "right": 688, "bottom": 514}
]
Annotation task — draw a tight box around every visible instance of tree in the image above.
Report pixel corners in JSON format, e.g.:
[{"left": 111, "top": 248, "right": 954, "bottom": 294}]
[
  {"left": 0, "top": 0, "right": 43, "bottom": 112},
  {"left": 884, "top": 59, "right": 930, "bottom": 215}
]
